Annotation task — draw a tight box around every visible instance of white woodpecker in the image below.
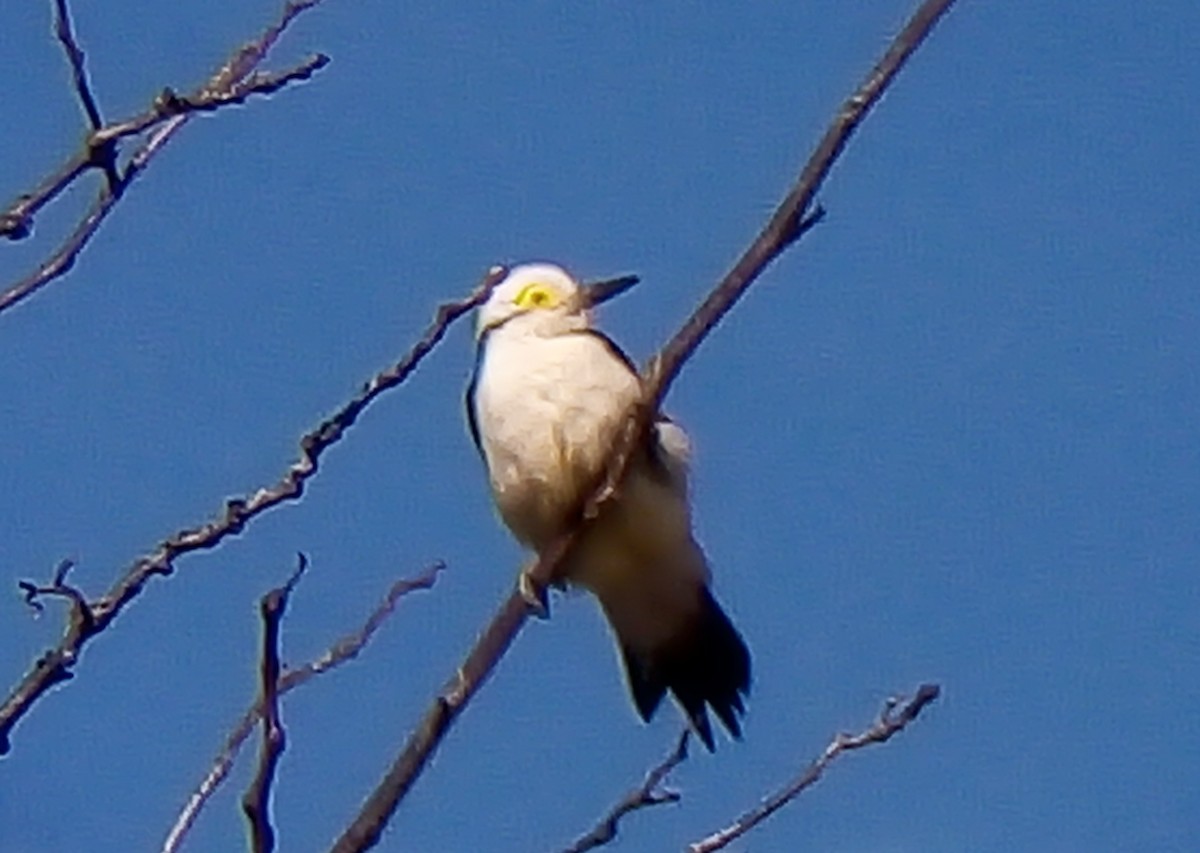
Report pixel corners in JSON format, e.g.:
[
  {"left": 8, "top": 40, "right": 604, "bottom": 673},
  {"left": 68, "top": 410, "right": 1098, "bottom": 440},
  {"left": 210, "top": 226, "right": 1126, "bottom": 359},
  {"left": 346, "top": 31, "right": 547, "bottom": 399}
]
[{"left": 466, "top": 261, "right": 751, "bottom": 750}]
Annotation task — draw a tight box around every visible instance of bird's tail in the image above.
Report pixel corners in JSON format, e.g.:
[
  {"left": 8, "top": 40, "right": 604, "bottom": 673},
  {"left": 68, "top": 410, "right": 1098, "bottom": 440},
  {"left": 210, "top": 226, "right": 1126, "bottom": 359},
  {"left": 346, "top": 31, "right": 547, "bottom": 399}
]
[{"left": 615, "top": 587, "right": 751, "bottom": 751}]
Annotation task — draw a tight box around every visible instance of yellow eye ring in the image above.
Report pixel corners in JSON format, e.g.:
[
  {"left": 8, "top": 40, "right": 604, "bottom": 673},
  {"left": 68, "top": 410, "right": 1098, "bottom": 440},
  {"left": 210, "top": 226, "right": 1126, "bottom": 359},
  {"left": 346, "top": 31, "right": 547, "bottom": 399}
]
[{"left": 516, "top": 283, "right": 559, "bottom": 310}]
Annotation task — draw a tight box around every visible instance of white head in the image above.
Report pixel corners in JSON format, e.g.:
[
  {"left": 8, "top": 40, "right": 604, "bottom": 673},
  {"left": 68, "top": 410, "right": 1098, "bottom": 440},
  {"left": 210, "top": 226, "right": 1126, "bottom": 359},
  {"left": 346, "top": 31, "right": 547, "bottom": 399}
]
[{"left": 475, "top": 262, "right": 637, "bottom": 339}]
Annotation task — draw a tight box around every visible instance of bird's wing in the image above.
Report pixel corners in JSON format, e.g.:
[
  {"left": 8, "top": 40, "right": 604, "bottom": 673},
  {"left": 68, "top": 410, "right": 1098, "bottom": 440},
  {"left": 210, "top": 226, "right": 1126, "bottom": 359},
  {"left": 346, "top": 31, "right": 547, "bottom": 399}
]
[
  {"left": 651, "top": 416, "right": 692, "bottom": 490},
  {"left": 464, "top": 330, "right": 489, "bottom": 458},
  {"left": 569, "top": 329, "right": 691, "bottom": 490},
  {"left": 572, "top": 328, "right": 639, "bottom": 374}
]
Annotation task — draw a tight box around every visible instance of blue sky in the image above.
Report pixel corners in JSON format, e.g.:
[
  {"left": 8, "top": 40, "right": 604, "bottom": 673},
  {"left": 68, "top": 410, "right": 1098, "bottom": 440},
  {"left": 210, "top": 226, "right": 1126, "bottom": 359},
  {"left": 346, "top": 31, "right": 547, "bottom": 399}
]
[{"left": 2, "top": 1, "right": 1198, "bottom": 850}]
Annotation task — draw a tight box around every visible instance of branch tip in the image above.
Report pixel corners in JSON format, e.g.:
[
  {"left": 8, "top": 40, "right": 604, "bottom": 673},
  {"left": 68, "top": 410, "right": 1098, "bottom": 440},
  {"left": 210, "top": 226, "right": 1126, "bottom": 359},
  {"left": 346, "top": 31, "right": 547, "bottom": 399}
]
[{"left": 562, "top": 729, "right": 691, "bottom": 853}]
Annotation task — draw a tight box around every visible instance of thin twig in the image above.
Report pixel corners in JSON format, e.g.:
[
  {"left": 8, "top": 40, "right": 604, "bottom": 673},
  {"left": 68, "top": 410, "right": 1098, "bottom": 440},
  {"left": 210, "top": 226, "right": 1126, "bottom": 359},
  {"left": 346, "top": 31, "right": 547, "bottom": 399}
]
[
  {"left": 689, "top": 684, "right": 942, "bottom": 852},
  {"left": 52, "top": 0, "right": 102, "bottom": 130},
  {"left": 560, "top": 731, "right": 690, "bottom": 853},
  {"left": 0, "top": 0, "right": 114, "bottom": 243},
  {"left": 209, "top": 0, "right": 325, "bottom": 92},
  {"left": 0, "top": 272, "right": 499, "bottom": 757},
  {"left": 241, "top": 554, "right": 308, "bottom": 853},
  {"left": 161, "top": 562, "right": 445, "bottom": 853},
  {"left": 0, "top": 0, "right": 329, "bottom": 312},
  {"left": 17, "top": 559, "right": 87, "bottom": 620},
  {"left": 329, "top": 2, "right": 959, "bottom": 850},
  {"left": 0, "top": 159, "right": 89, "bottom": 241}
]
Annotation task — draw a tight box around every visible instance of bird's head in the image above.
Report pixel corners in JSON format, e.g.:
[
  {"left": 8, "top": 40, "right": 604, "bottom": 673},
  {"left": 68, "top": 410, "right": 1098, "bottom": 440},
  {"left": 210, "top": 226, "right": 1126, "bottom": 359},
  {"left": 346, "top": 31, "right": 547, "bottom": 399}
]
[{"left": 475, "top": 262, "right": 638, "bottom": 339}]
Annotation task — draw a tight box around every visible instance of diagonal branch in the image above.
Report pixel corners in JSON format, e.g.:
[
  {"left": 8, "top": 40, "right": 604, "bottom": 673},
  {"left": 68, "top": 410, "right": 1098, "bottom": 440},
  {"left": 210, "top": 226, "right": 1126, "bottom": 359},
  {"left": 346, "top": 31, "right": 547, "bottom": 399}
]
[
  {"left": 560, "top": 731, "right": 690, "bottom": 853},
  {"left": 329, "top": 1, "right": 959, "bottom": 850},
  {"left": 648, "top": 0, "right": 959, "bottom": 406},
  {"left": 161, "top": 562, "right": 445, "bottom": 853},
  {"left": 0, "top": 272, "right": 499, "bottom": 757},
  {"left": 688, "top": 684, "right": 942, "bottom": 852},
  {"left": 0, "top": 0, "right": 330, "bottom": 314}
]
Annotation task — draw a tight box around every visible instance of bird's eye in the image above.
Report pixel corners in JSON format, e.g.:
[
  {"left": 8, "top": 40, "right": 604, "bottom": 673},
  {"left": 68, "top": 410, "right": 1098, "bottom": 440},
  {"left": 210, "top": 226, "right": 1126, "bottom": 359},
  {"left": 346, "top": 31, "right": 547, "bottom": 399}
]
[{"left": 515, "top": 283, "right": 560, "bottom": 310}]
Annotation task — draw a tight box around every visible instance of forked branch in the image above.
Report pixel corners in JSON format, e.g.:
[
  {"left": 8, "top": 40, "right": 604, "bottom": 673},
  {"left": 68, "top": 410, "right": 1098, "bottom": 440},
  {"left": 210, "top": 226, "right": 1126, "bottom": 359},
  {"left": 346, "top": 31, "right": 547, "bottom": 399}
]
[{"left": 0, "top": 0, "right": 330, "bottom": 314}]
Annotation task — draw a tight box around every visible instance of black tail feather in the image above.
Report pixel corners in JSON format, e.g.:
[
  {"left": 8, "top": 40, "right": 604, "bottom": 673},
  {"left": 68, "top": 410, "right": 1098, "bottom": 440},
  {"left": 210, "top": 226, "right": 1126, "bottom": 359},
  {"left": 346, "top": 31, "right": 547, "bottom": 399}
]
[
  {"left": 620, "top": 587, "right": 751, "bottom": 751},
  {"left": 621, "top": 646, "right": 668, "bottom": 723}
]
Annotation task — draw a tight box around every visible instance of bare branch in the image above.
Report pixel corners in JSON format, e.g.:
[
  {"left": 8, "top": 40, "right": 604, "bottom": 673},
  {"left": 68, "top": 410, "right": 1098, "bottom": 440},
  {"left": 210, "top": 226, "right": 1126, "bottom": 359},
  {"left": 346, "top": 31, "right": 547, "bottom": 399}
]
[
  {"left": 649, "top": 0, "right": 958, "bottom": 408},
  {"left": 241, "top": 554, "right": 308, "bottom": 853},
  {"left": 209, "top": 0, "right": 326, "bottom": 92},
  {"left": 329, "top": 2, "right": 959, "bottom": 850},
  {"left": 689, "top": 684, "right": 942, "bottom": 852},
  {"left": 52, "top": 0, "right": 102, "bottom": 130},
  {"left": 92, "top": 53, "right": 332, "bottom": 148},
  {"left": 161, "top": 562, "right": 445, "bottom": 853},
  {"left": 0, "top": 159, "right": 89, "bottom": 242},
  {"left": 17, "top": 559, "right": 85, "bottom": 617},
  {"left": 0, "top": 0, "right": 115, "bottom": 243},
  {"left": 0, "top": 0, "right": 330, "bottom": 313},
  {"left": 16, "top": 558, "right": 95, "bottom": 653},
  {"left": 0, "top": 270, "right": 498, "bottom": 756},
  {"left": 51, "top": 0, "right": 120, "bottom": 193},
  {"left": 561, "top": 731, "right": 690, "bottom": 853}
]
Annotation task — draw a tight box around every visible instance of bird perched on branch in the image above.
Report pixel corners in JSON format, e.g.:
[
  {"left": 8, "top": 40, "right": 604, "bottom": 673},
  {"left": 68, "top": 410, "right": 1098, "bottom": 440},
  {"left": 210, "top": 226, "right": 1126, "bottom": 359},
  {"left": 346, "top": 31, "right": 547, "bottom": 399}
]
[{"left": 466, "top": 262, "right": 750, "bottom": 750}]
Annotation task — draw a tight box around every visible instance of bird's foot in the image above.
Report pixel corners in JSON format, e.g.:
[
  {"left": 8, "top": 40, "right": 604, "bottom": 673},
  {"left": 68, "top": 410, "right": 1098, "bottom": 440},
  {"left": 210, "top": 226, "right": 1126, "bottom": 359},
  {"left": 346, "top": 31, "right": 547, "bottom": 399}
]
[{"left": 519, "top": 565, "right": 550, "bottom": 620}]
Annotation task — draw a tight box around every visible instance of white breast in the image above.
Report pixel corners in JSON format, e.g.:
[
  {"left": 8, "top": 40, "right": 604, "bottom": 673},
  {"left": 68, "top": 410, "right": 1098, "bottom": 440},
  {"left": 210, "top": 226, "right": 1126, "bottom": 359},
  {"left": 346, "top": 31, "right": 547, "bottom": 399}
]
[{"left": 474, "top": 329, "right": 640, "bottom": 547}]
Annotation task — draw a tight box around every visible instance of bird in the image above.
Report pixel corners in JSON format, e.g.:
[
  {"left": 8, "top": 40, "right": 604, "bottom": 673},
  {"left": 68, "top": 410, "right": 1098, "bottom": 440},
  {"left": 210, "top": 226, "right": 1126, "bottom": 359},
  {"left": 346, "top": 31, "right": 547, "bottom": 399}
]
[{"left": 466, "top": 261, "right": 751, "bottom": 750}]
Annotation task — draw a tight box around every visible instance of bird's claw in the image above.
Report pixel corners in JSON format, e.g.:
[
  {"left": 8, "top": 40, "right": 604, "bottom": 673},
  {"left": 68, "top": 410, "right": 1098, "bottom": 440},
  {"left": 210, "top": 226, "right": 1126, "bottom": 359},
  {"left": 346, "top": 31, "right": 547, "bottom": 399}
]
[{"left": 519, "top": 569, "right": 550, "bottom": 619}]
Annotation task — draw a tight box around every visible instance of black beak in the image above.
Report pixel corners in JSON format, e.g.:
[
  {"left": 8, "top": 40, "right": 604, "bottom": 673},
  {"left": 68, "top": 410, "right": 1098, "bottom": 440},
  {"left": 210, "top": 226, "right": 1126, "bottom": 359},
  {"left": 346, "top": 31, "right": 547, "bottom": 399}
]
[{"left": 581, "top": 274, "right": 639, "bottom": 308}]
